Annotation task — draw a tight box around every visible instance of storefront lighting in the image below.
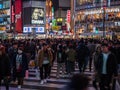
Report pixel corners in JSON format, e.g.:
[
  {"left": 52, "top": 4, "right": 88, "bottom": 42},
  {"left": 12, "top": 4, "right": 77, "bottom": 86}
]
[
  {"left": 57, "top": 18, "right": 62, "bottom": 22},
  {"left": 57, "top": 19, "right": 59, "bottom": 22},
  {"left": 46, "top": 2, "right": 48, "bottom": 6},
  {"left": 60, "top": 18, "right": 62, "bottom": 21},
  {"left": 49, "top": 1, "right": 52, "bottom": 7},
  {"left": 84, "top": 8, "right": 120, "bottom": 15}
]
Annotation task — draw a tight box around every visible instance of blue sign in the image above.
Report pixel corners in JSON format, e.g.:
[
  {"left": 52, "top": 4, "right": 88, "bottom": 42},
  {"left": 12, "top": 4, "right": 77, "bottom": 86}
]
[
  {"left": 23, "top": 27, "right": 32, "bottom": 33},
  {"left": 36, "top": 27, "right": 45, "bottom": 33},
  {"left": 0, "top": 4, "right": 3, "bottom": 9}
]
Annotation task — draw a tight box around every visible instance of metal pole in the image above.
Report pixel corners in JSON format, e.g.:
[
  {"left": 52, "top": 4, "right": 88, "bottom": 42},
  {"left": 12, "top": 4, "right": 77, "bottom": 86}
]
[
  {"left": 73, "top": 0, "right": 76, "bottom": 39},
  {"left": 102, "top": 0, "right": 106, "bottom": 38},
  {"left": 103, "top": 8, "right": 106, "bottom": 38}
]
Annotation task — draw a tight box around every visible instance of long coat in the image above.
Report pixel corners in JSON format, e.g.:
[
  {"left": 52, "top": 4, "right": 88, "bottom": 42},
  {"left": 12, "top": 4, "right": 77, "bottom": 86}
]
[
  {"left": 0, "top": 54, "right": 11, "bottom": 79},
  {"left": 13, "top": 53, "right": 28, "bottom": 77},
  {"left": 38, "top": 49, "right": 53, "bottom": 67}
]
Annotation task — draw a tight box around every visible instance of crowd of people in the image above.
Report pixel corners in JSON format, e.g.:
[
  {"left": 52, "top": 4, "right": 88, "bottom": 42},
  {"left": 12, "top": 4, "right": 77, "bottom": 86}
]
[{"left": 0, "top": 38, "right": 119, "bottom": 90}]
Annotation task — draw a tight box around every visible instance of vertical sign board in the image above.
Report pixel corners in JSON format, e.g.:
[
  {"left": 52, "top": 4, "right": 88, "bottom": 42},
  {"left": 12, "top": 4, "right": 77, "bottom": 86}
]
[
  {"left": 10, "top": 0, "right": 15, "bottom": 24},
  {"left": 67, "top": 10, "right": 71, "bottom": 23},
  {"left": 15, "top": 0, "right": 22, "bottom": 33},
  {"left": 11, "top": 5, "right": 15, "bottom": 23}
]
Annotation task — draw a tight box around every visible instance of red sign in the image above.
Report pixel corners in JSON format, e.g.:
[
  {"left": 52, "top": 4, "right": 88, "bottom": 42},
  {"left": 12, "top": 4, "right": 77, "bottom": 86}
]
[
  {"left": 11, "top": 5, "right": 15, "bottom": 23},
  {"left": 67, "top": 10, "right": 71, "bottom": 23},
  {"left": 15, "top": 0, "right": 22, "bottom": 33}
]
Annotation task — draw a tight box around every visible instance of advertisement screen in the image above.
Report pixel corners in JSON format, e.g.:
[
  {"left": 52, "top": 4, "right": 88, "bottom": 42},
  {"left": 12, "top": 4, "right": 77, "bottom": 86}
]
[
  {"left": 31, "top": 8, "right": 44, "bottom": 25},
  {"left": 15, "top": 0, "right": 22, "bottom": 33}
]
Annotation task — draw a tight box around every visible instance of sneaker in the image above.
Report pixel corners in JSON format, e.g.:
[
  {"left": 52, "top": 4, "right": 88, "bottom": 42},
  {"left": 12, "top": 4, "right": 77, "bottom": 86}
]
[
  {"left": 18, "top": 85, "right": 21, "bottom": 89},
  {"left": 44, "top": 79, "right": 47, "bottom": 83},
  {"left": 40, "top": 80, "right": 44, "bottom": 85}
]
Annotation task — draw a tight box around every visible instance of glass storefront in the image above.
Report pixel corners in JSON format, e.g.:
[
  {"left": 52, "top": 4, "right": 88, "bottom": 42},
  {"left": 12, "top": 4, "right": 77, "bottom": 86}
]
[
  {"left": 75, "top": 7, "right": 120, "bottom": 38},
  {"left": 0, "top": 0, "right": 10, "bottom": 33}
]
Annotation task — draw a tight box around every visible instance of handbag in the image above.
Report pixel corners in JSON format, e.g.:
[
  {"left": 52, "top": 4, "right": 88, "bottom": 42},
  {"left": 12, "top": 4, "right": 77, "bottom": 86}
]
[{"left": 25, "top": 70, "right": 29, "bottom": 79}]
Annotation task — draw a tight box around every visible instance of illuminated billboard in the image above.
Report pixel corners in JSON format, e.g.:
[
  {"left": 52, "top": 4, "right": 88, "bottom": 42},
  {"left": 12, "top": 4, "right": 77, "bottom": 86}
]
[
  {"left": 35, "top": 27, "right": 45, "bottom": 33},
  {"left": 15, "top": 0, "right": 22, "bottom": 33},
  {"left": 23, "top": 27, "right": 32, "bottom": 33},
  {"left": 23, "top": 27, "right": 45, "bottom": 34},
  {"left": 31, "top": 8, "right": 44, "bottom": 25}
]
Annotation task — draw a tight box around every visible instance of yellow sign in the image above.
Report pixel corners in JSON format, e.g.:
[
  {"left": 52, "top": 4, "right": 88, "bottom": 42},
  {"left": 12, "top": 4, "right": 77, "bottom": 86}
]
[
  {"left": 0, "top": 27, "right": 6, "bottom": 31},
  {"left": 52, "top": 26, "right": 61, "bottom": 30}
]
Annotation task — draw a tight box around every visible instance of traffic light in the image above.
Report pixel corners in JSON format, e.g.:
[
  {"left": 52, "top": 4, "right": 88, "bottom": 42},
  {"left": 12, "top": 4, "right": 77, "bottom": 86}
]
[{"left": 95, "top": 28, "right": 98, "bottom": 34}]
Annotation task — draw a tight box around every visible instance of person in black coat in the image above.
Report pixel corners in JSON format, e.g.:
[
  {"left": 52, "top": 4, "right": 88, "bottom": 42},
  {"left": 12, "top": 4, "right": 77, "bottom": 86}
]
[
  {"left": 76, "top": 41, "right": 89, "bottom": 73},
  {"left": 0, "top": 46, "right": 11, "bottom": 90},
  {"left": 96, "top": 43, "right": 118, "bottom": 90},
  {"left": 13, "top": 47, "right": 28, "bottom": 89}
]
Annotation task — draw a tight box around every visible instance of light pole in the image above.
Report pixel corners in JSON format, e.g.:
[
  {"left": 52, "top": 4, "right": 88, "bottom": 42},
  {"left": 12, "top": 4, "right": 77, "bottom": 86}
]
[
  {"left": 103, "top": 7, "right": 106, "bottom": 38},
  {"left": 101, "top": 0, "right": 106, "bottom": 38},
  {"left": 73, "top": 0, "right": 76, "bottom": 39}
]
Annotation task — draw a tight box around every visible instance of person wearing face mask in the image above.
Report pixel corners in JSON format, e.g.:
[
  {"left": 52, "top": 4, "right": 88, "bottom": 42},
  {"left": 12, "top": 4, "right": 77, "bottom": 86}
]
[
  {"left": 13, "top": 47, "right": 28, "bottom": 89},
  {"left": 0, "top": 46, "right": 11, "bottom": 90}
]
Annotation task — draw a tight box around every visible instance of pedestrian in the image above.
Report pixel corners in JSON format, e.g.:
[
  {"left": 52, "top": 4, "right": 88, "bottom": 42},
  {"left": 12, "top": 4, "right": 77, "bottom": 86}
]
[
  {"left": 97, "top": 43, "right": 118, "bottom": 90},
  {"left": 8, "top": 42, "right": 18, "bottom": 83},
  {"left": 76, "top": 40, "right": 89, "bottom": 73},
  {"left": 87, "top": 40, "right": 95, "bottom": 72},
  {"left": 0, "top": 46, "right": 11, "bottom": 90},
  {"left": 56, "top": 44, "right": 66, "bottom": 78},
  {"left": 13, "top": 47, "right": 28, "bottom": 89},
  {"left": 92, "top": 45, "right": 101, "bottom": 90},
  {"left": 38, "top": 43, "right": 53, "bottom": 84},
  {"left": 66, "top": 45, "right": 76, "bottom": 76}
]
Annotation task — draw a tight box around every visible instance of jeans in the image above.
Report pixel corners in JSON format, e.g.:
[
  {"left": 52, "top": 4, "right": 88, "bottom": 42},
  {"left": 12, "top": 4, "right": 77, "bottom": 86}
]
[
  {"left": 78, "top": 59, "right": 85, "bottom": 73},
  {"left": 83, "top": 56, "right": 89, "bottom": 72},
  {"left": 57, "top": 63, "right": 65, "bottom": 77},
  {"left": 39, "top": 64, "right": 49, "bottom": 80},
  {"left": 66, "top": 61, "right": 75, "bottom": 74}
]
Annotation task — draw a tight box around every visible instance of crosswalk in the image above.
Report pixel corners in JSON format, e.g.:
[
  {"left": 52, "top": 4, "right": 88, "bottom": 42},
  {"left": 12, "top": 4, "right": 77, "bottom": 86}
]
[{"left": 1, "top": 62, "right": 95, "bottom": 90}]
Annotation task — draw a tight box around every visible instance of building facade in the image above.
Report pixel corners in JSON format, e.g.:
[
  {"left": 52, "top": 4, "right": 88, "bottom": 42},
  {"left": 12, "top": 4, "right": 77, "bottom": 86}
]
[
  {"left": 22, "top": 0, "right": 46, "bottom": 38},
  {"left": 0, "top": 0, "right": 10, "bottom": 39},
  {"left": 75, "top": 0, "right": 120, "bottom": 38},
  {"left": 51, "top": 0, "right": 71, "bottom": 38}
]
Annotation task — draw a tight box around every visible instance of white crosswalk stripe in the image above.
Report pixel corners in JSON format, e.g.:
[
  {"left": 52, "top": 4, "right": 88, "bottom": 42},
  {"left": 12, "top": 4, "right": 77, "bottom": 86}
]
[{"left": 9, "top": 62, "right": 95, "bottom": 90}]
